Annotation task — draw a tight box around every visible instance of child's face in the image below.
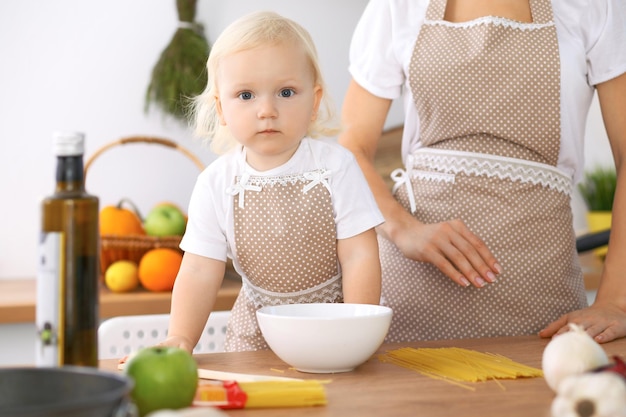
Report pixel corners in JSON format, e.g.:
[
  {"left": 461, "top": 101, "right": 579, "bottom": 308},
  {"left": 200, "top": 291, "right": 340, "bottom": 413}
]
[{"left": 215, "top": 40, "right": 322, "bottom": 170}]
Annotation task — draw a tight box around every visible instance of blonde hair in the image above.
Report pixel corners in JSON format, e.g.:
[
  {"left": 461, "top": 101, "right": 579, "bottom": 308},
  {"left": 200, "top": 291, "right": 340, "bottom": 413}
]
[{"left": 191, "top": 11, "right": 339, "bottom": 154}]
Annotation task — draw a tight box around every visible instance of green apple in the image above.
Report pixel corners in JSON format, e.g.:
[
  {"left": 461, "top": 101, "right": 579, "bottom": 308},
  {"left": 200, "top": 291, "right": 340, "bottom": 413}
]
[
  {"left": 124, "top": 346, "right": 198, "bottom": 417},
  {"left": 144, "top": 205, "right": 186, "bottom": 237}
]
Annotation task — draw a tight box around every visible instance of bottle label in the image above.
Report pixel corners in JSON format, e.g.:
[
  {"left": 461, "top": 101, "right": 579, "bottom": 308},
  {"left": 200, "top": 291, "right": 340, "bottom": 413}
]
[{"left": 36, "top": 232, "right": 64, "bottom": 366}]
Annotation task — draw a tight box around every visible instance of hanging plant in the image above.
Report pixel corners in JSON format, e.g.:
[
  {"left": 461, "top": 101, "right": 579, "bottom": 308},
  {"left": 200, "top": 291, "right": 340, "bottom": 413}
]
[{"left": 145, "top": 0, "right": 210, "bottom": 122}]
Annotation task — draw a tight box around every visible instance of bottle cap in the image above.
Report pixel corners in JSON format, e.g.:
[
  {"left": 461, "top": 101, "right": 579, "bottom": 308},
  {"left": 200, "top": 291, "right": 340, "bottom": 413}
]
[{"left": 53, "top": 131, "right": 85, "bottom": 156}]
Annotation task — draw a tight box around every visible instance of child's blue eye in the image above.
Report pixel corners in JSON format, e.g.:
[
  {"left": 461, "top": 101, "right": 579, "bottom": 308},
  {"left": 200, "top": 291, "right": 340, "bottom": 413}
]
[
  {"left": 279, "top": 88, "right": 295, "bottom": 98},
  {"left": 238, "top": 92, "right": 253, "bottom": 100}
]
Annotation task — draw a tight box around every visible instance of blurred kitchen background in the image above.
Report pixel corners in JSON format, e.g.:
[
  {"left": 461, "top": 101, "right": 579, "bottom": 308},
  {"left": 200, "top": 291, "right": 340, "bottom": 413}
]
[{"left": 0, "top": 0, "right": 614, "bottom": 364}]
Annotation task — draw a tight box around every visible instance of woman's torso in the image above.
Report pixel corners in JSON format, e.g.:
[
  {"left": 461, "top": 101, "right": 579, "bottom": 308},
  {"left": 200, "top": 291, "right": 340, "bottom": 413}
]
[
  {"left": 348, "top": 0, "right": 626, "bottom": 182},
  {"left": 376, "top": 0, "right": 588, "bottom": 341}
]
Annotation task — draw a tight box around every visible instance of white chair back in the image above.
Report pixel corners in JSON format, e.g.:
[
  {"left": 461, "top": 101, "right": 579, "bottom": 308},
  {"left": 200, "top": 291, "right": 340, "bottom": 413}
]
[{"left": 98, "top": 311, "right": 231, "bottom": 360}]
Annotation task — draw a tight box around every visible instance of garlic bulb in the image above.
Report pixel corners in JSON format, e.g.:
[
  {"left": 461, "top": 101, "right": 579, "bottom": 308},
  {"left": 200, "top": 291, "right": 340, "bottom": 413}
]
[
  {"left": 551, "top": 372, "right": 626, "bottom": 417},
  {"left": 542, "top": 323, "right": 609, "bottom": 392}
]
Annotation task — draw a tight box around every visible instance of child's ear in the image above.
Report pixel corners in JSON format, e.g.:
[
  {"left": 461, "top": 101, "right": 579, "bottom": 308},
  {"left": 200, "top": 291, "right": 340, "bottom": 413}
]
[
  {"left": 215, "top": 95, "right": 227, "bottom": 126},
  {"left": 311, "top": 84, "right": 323, "bottom": 121}
]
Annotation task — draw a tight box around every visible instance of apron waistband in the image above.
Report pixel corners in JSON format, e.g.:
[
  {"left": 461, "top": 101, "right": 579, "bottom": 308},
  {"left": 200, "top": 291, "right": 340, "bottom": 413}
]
[
  {"left": 394, "top": 148, "right": 572, "bottom": 214},
  {"left": 411, "top": 148, "right": 571, "bottom": 193}
]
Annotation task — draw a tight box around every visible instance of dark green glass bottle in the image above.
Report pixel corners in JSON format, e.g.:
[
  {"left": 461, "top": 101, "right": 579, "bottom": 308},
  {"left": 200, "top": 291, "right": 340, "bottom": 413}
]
[{"left": 36, "top": 131, "right": 100, "bottom": 367}]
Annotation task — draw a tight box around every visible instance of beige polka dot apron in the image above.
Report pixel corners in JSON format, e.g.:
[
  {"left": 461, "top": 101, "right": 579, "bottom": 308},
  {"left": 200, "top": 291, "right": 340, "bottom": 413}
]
[
  {"left": 382, "top": 0, "right": 587, "bottom": 342},
  {"left": 224, "top": 161, "right": 342, "bottom": 351}
]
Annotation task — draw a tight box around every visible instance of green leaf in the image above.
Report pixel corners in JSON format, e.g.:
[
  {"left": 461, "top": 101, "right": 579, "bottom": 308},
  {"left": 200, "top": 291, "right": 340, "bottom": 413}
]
[{"left": 577, "top": 167, "right": 616, "bottom": 211}]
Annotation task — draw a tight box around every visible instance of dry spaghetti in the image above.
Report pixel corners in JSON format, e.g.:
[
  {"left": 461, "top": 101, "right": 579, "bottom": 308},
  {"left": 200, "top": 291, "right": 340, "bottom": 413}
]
[
  {"left": 379, "top": 347, "right": 543, "bottom": 389},
  {"left": 194, "top": 380, "right": 328, "bottom": 409}
]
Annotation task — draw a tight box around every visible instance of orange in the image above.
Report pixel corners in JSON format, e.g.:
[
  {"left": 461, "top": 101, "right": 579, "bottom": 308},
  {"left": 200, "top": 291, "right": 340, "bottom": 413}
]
[
  {"left": 138, "top": 248, "right": 183, "bottom": 292},
  {"left": 100, "top": 198, "right": 145, "bottom": 236}
]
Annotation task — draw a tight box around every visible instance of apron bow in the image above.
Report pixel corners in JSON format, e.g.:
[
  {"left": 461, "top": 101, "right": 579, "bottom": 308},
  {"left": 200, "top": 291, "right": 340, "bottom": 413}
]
[
  {"left": 391, "top": 155, "right": 417, "bottom": 214},
  {"left": 226, "top": 173, "right": 262, "bottom": 209},
  {"left": 302, "top": 170, "right": 332, "bottom": 195}
]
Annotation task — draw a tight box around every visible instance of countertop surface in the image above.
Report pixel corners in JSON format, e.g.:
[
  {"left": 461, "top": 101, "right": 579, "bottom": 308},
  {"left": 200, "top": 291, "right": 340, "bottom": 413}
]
[
  {"left": 0, "top": 277, "right": 241, "bottom": 324},
  {"left": 0, "top": 252, "right": 601, "bottom": 324},
  {"left": 100, "top": 334, "right": 626, "bottom": 417}
]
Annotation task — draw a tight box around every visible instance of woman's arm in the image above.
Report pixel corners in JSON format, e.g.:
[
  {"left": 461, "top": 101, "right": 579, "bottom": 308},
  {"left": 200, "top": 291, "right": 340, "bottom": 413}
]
[
  {"left": 338, "top": 79, "right": 500, "bottom": 288},
  {"left": 162, "top": 252, "right": 226, "bottom": 352},
  {"left": 540, "top": 72, "right": 626, "bottom": 343},
  {"left": 338, "top": 228, "right": 381, "bottom": 304}
]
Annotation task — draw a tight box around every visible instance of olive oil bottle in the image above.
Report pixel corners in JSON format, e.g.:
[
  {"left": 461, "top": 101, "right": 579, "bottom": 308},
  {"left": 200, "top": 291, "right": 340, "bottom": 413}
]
[{"left": 36, "top": 131, "right": 99, "bottom": 367}]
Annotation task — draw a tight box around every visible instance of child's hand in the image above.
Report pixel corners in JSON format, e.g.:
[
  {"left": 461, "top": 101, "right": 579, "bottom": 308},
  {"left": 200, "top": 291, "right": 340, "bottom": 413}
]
[
  {"left": 116, "top": 336, "right": 194, "bottom": 369},
  {"left": 118, "top": 351, "right": 137, "bottom": 367},
  {"left": 158, "top": 336, "right": 195, "bottom": 354},
  {"left": 116, "top": 336, "right": 193, "bottom": 366}
]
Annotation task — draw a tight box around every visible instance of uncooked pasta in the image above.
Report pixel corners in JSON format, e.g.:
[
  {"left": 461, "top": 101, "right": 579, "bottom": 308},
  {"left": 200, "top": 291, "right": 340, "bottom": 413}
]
[
  {"left": 194, "top": 380, "right": 328, "bottom": 408},
  {"left": 379, "top": 347, "right": 543, "bottom": 389}
]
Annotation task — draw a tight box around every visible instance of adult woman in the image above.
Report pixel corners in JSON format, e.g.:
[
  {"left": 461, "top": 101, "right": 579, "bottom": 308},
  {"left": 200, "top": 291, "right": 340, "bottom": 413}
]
[{"left": 339, "top": 0, "right": 626, "bottom": 343}]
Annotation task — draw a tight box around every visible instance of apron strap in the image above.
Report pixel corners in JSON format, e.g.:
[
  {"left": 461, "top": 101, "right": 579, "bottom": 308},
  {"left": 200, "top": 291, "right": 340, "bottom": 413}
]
[
  {"left": 529, "top": 0, "right": 554, "bottom": 24},
  {"left": 425, "top": 0, "right": 446, "bottom": 21}
]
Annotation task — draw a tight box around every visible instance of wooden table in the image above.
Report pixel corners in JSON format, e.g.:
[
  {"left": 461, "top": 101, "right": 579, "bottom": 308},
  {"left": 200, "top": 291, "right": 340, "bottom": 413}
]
[
  {"left": 0, "top": 277, "right": 241, "bottom": 324},
  {"left": 100, "top": 335, "right": 626, "bottom": 417}
]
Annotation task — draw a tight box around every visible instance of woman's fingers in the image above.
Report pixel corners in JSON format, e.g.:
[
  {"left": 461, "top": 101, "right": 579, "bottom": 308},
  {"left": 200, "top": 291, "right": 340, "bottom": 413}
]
[
  {"left": 540, "top": 305, "right": 626, "bottom": 344},
  {"left": 450, "top": 219, "right": 501, "bottom": 283},
  {"left": 403, "top": 219, "right": 500, "bottom": 287},
  {"left": 427, "top": 249, "right": 472, "bottom": 287}
]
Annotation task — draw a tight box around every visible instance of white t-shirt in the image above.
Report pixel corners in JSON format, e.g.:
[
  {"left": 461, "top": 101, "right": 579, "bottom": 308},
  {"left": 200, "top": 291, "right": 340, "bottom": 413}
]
[
  {"left": 180, "top": 138, "right": 384, "bottom": 271},
  {"left": 349, "top": 0, "right": 626, "bottom": 182}
]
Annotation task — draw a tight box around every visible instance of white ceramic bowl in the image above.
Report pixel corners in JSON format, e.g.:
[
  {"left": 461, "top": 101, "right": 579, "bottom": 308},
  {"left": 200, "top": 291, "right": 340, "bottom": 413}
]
[{"left": 256, "top": 303, "right": 393, "bottom": 373}]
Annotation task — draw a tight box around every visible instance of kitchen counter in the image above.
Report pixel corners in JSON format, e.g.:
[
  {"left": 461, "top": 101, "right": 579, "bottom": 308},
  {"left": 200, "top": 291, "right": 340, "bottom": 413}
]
[
  {"left": 100, "top": 334, "right": 626, "bottom": 417},
  {"left": 0, "top": 253, "right": 602, "bottom": 324},
  {"left": 0, "top": 277, "right": 241, "bottom": 324}
]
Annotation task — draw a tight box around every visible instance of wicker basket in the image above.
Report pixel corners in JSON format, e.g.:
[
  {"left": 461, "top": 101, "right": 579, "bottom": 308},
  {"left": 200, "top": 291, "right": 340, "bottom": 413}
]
[{"left": 84, "top": 136, "right": 205, "bottom": 275}]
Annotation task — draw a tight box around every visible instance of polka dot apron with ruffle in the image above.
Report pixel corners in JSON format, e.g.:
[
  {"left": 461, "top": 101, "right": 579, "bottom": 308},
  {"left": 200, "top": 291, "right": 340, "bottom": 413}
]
[
  {"left": 381, "top": 0, "right": 587, "bottom": 342},
  {"left": 224, "top": 163, "right": 343, "bottom": 351}
]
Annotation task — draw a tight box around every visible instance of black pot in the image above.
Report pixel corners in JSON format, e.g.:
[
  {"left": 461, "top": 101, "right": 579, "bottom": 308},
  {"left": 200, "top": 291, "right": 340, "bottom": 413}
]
[{"left": 0, "top": 366, "right": 135, "bottom": 417}]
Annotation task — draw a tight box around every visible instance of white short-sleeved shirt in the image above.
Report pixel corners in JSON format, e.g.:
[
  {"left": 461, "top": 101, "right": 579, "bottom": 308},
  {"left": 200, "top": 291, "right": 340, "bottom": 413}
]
[
  {"left": 180, "top": 138, "right": 384, "bottom": 272},
  {"left": 349, "top": 0, "right": 626, "bottom": 182}
]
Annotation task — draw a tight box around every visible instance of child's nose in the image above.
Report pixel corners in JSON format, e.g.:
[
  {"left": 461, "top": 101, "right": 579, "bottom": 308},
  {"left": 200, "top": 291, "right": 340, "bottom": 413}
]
[{"left": 257, "top": 97, "right": 278, "bottom": 119}]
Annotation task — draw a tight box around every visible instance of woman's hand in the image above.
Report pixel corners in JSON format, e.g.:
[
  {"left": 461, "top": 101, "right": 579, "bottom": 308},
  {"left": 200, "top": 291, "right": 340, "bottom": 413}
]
[
  {"left": 389, "top": 211, "right": 501, "bottom": 288},
  {"left": 539, "top": 302, "right": 626, "bottom": 344}
]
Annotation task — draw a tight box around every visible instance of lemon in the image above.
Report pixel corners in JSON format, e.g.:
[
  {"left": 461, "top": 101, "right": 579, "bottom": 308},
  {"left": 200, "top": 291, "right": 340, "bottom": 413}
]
[{"left": 105, "top": 260, "right": 140, "bottom": 293}]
